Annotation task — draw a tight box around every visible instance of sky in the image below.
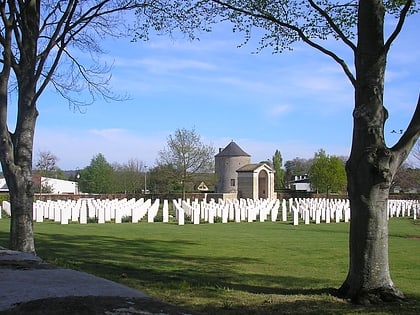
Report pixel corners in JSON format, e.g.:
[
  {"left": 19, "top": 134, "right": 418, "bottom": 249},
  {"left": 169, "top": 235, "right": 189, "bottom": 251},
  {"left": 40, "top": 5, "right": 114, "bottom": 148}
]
[{"left": 27, "top": 11, "right": 420, "bottom": 170}]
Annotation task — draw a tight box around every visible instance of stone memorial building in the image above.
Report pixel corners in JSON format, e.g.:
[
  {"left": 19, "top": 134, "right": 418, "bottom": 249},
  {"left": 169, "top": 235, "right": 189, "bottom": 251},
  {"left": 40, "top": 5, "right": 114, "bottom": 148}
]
[{"left": 214, "top": 141, "right": 275, "bottom": 200}]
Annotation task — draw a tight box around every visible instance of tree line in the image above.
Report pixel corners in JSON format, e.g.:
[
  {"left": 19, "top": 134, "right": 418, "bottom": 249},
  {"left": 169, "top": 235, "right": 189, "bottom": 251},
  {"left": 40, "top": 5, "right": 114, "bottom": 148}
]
[
  {"left": 32, "top": 128, "right": 356, "bottom": 195},
  {"left": 34, "top": 128, "right": 420, "bottom": 196}
]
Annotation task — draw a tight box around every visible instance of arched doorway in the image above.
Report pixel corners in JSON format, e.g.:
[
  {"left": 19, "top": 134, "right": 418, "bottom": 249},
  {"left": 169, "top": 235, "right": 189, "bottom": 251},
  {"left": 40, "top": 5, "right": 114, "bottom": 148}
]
[{"left": 258, "top": 170, "right": 268, "bottom": 199}]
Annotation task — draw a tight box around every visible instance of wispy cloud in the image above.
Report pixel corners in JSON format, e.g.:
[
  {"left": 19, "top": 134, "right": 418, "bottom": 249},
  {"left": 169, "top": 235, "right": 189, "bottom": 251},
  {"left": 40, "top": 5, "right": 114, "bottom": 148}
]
[
  {"left": 116, "top": 57, "right": 217, "bottom": 73},
  {"left": 34, "top": 127, "right": 166, "bottom": 169},
  {"left": 267, "top": 104, "right": 291, "bottom": 117}
]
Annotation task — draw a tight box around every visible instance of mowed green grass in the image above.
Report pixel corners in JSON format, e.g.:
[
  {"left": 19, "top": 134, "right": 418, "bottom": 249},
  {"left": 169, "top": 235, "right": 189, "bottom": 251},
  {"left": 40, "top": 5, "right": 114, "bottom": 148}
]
[{"left": 0, "top": 217, "right": 419, "bottom": 314}]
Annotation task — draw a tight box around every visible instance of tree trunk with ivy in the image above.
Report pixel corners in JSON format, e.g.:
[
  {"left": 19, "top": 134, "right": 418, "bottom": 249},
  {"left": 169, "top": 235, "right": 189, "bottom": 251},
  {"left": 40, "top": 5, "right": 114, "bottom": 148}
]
[{"left": 338, "top": 0, "right": 420, "bottom": 303}]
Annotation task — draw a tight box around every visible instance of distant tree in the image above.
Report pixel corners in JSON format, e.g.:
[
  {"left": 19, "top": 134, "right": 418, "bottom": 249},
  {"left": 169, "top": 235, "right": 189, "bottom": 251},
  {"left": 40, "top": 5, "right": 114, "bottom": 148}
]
[
  {"left": 328, "top": 156, "right": 347, "bottom": 193},
  {"left": 157, "top": 128, "right": 215, "bottom": 199},
  {"left": 33, "top": 151, "right": 66, "bottom": 193},
  {"left": 148, "top": 164, "right": 182, "bottom": 194},
  {"left": 391, "top": 163, "right": 420, "bottom": 193},
  {"left": 309, "top": 149, "right": 347, "bottom": 194},
  {"left": 112, "top": 159, "right": 145, "bottom": 194},
  {"left": 272, "top": 150, "right": 284, "bottom": 190},
  {"left": 79, "top": 154, "right": 113, "bottom": 194},
  {"left": 309, "top": 150, "right": 329, "bottom": 193},
  {"left": 34, "top": 151, "right": 58, "bottom": 177}
]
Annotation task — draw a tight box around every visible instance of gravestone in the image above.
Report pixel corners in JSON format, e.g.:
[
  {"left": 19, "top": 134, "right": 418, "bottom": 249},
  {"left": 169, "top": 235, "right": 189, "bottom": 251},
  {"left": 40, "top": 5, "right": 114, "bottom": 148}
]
[
  {"left": 163, "top": 200, "right": 169, "bottom": 222},
  {"left": 2, "top": 201, "right": 10, "bottom": 216}
]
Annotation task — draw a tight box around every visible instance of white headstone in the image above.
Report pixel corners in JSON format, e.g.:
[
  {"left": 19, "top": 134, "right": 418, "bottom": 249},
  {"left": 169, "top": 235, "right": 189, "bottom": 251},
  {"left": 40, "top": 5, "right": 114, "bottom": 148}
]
[
  {"left": 163, "top": 199, "right": 169, "bottom": 222},
  {"left": 293, "top": 206, "right": 299, "bottom": 226},
  {"left": 2, "top": 201, "right": 11, "bottom": 216}
]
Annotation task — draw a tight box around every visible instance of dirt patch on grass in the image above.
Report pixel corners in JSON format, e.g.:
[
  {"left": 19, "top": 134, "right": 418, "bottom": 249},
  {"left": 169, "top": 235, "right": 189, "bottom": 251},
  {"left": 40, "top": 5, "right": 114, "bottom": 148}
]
[{"left": 405, "top": 235, "right": 420, "bottom": 240}]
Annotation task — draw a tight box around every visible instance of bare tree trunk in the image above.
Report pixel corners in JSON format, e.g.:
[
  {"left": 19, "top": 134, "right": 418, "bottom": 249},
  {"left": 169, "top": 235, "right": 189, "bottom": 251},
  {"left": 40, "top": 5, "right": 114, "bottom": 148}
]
[
  {"left": 0, "top": 0, "right": 40, "bottom": 253},
  {"left": 2, "top": 89, "right": 38, "bottom": 253},
  {"left": 341, "top": 158, "right": 404, "bottom": 303},
  {"left": 338, "top": 0, "right": 404, "bottom": 303},
  {"left": 1, "top": 102, "right": 38, "bottom": 253},
  {"left": 8, "top": 172, "right": 36, "bottom": 253}
]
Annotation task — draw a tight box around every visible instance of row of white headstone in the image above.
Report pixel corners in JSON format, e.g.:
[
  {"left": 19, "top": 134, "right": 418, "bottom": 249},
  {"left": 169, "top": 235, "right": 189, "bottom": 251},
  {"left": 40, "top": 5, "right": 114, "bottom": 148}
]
[
  {"left": 0, "top": 198, "right": 419, "bottom": 224},
  {"left": 288, "top": 198, "right": 351, "bottom": 225},
  {"left": 0, "top": 198, "right": 162, "bottom": 224},
  {"left": 172, "top": 198, "right": 281, "bottom": 225},
  {"left": 30, "top": 198, "right": 166, "bottom": 224},
  {"left": 388, "top": 199, "right": 420, "bottom": 219}
]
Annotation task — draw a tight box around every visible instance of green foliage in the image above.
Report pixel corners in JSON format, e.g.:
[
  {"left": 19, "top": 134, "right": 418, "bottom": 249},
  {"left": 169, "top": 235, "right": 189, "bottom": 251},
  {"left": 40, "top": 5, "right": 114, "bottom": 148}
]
[
  {"left": 112, "top": 159, "right": 145, "bottom": 194},
  {"left": 0, "top": 194, "right": 9, "bottom": 203},
  {"left": 79, "top": 153, "right": 114, "bottom": 194},
  {"left": 272, "top": 149, "right": 285, "bottom": 190},
  {"left": 309, "top": 149, "right": 347, "bottom": 194},
  {"left": 148, "top": 164, "right": 182, "bottom": 194}
]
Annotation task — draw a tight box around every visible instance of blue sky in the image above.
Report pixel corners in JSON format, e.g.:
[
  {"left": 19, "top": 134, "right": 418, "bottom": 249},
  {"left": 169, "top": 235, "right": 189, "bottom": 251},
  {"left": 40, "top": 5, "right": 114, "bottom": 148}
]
[{"left": 31, "top": 13, "right": 420, "bottom": 170}]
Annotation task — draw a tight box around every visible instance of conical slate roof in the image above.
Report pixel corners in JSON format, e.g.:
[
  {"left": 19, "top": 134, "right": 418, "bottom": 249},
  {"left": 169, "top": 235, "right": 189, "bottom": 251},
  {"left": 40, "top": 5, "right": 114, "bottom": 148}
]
[{"left": 215, "top": 141, "right": 250, "bottom": 157}]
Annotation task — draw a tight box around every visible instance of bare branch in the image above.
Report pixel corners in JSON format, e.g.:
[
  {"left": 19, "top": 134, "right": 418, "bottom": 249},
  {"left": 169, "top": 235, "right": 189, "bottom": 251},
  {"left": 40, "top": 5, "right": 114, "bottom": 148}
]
[
  {"left": 35, "top": 0, "right": 140, "bottom": 104},
  {"left": 384, "top": 0, "right": 413, "bottom": 52}
]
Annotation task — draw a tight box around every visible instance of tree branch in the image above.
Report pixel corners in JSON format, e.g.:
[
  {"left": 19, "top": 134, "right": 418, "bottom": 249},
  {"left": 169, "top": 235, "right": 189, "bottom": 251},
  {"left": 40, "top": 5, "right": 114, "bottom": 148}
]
[
  {"left": 391, "top": 94, "right": 420, "bottom": 168},
  {"left": 307, "top": 0, "right": 357, "bottom": 51},
  {"left": 384, "top": 0, "right": 412, "bottom": 53},
  {"left": 211, "top": 0, "right": 356, "bottom": 87},
  {"left": 35, "top": 0, "right": 139, "bottom": 104},
  {"left": 35, "top": 0, "right": 78, "bottom": 96}
]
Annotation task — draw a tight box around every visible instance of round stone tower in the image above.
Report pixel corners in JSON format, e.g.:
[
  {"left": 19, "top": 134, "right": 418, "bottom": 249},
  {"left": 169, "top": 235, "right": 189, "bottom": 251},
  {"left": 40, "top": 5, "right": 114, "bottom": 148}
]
[{"left": 215, "top": 141, "right": 251, "bottom": 193}]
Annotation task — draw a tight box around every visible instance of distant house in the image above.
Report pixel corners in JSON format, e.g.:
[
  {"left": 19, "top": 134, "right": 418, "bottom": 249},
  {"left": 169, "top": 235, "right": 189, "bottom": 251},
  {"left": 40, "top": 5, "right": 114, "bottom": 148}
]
[
  {"left": 40, "top": 177, "right": 79, "bottom": 194},
  {"left": 196, "top": 181, "right": 209, "bottom": 191},
  {"left": 0, "top": 175, "right": 80, "bottom": 195},
  {"left": 289, "top": 175, "right": 311, "bottom": 192},
  {"left": 0, "top": 175, "right": 79, "bottom": 194}
]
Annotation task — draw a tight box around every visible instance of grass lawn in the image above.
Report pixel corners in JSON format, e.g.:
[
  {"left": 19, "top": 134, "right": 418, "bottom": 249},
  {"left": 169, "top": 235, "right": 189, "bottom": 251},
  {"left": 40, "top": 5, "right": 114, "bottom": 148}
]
[{"left": 0, "top": 217, "right": 419, "bottom": 314}]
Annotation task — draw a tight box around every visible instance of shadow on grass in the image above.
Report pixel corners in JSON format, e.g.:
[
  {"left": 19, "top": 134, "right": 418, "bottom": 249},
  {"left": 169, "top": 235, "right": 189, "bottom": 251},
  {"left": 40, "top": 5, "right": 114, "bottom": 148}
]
[
  {"left": 1, "top": 224, "right": 419, "bottom": 315},
  {"left": 27, "top": 230, "right": 420, "bottom": 315}
]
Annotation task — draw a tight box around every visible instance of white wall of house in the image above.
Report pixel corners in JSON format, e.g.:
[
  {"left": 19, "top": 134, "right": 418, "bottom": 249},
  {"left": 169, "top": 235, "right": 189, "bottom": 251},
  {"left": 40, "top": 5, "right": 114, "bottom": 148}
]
[
  {"left": 42, "top": 177, "right": 78, "bottom": 194},
  {"left": 291, "top": 182, "right": 311, "bottom": 192}
]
